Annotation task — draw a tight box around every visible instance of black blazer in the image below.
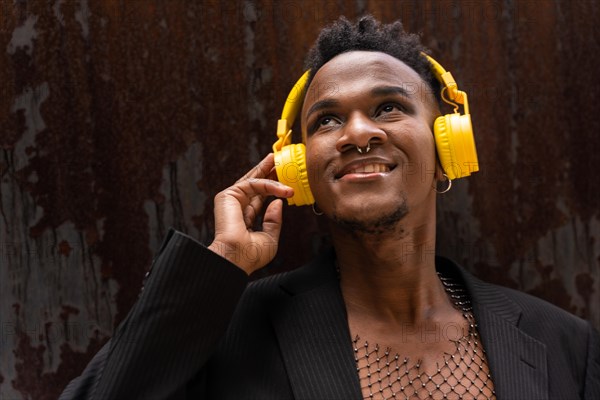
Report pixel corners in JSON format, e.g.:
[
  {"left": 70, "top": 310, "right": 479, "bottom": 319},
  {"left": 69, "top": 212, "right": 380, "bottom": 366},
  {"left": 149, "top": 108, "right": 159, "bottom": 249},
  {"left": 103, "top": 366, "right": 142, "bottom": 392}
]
[{"left": 60, "top": 230, "right": 600, "bottom": 399}]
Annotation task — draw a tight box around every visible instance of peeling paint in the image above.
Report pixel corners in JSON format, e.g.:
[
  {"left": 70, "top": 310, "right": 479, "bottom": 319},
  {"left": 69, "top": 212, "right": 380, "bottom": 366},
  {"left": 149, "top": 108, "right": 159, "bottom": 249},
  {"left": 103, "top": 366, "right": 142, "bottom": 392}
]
[
  {"left": 11, "top": 82, "right": 49, "bottom": 169},
  {"left": 52, "top": 0, "right": 66, "bottom": 26},
  {"left": 243, "top": 0, "right": 260, "bottom": 164},
  {"left": 6, "top": 15, "right": 38, "bottom": 56},
  {"left": 74, "top": 0, "right": 90, "bottom": 39}
]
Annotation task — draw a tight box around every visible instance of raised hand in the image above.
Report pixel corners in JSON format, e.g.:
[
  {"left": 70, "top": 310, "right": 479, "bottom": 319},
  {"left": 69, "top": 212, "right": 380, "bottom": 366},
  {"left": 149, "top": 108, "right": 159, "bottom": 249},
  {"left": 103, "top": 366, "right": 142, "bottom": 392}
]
[{"left": 208, "top": 153, "right": 293, "bottom": 275}]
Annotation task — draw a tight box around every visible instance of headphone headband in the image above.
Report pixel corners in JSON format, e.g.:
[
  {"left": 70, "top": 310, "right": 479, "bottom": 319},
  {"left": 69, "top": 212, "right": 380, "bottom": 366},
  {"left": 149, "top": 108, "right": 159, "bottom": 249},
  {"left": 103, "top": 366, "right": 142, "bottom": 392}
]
[
  {"left": 422, "top": 53, "right": 469, "bottom": 113},
  {"left": 273, "top": 70, "right": 310, "bottom": 153}
]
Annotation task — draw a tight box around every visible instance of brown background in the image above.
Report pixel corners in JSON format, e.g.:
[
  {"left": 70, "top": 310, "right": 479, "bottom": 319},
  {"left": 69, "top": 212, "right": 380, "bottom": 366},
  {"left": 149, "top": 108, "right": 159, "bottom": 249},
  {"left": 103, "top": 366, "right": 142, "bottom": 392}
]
[{"left": 0, "top": 0, "right": 598, "bottom": 398}]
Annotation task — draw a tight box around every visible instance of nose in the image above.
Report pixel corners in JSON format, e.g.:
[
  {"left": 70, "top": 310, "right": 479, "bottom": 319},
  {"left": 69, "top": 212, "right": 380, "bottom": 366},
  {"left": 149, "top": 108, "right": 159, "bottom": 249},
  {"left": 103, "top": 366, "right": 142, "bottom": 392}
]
[{"left": 335, "top": 112, "right": 387, "bottom": 153}]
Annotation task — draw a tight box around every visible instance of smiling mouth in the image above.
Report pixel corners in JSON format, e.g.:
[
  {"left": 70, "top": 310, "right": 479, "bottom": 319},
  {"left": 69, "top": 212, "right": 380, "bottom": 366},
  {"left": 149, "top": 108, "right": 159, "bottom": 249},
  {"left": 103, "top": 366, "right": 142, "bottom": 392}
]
[{"left": 335, "top": 163, "right": 395, "bottom": 179}]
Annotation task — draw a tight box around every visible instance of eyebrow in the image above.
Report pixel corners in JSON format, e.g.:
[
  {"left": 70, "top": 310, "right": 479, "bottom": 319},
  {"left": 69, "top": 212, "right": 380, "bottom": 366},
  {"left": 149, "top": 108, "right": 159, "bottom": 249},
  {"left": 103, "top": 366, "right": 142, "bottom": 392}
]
[
  {"left": 306, "top": 99, "right": 340, "bottom": 120},
  {"left": 370, "top": 85, "right": 412, "bottom": 98}
]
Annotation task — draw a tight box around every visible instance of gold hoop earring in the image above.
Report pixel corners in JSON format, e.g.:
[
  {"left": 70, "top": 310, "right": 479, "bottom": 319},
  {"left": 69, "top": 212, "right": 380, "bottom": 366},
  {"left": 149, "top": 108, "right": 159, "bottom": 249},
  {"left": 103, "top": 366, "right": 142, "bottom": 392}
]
[
  {"left": 312, "top": 203, "right": 324, "bottom": 216},
  {"left": 434, "top": 174, "right": 452, "bottom": 194}
]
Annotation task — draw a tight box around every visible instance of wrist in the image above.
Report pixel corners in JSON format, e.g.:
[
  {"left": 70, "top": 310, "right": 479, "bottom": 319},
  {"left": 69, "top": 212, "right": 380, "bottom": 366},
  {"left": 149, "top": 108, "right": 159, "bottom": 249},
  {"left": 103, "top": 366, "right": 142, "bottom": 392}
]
[{"left": 207, "top": 240, "right": 253, "bottom": 276}]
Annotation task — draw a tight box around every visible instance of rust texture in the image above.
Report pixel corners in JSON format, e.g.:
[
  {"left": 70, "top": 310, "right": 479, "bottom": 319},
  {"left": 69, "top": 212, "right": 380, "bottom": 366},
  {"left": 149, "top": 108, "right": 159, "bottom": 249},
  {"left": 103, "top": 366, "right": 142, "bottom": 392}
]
[{"left": 0, "top": 1, "right": 598, "bottom": 398}]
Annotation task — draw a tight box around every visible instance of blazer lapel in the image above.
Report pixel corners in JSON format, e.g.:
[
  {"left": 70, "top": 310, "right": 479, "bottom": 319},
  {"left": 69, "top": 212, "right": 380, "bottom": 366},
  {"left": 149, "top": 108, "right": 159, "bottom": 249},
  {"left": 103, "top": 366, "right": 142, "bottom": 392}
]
[
  {"left": 449, "top": 260, "right": 549, "bottom": 400},
  {"left": 271, "top": 250, "right": 362, "bottom": 400}
]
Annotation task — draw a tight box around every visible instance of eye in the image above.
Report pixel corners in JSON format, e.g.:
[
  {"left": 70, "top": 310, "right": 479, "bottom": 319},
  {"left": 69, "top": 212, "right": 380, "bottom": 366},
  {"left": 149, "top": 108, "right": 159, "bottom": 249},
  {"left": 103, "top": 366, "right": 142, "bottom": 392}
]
[
  {"left": 376, "top": 103, "right": 404, "bottom": 117},
  {"left": 318, "top": 115, "right": 338, "bottom": 127},
  {"left": 308, "top": 114, "right": 340, "bottom": 135}
]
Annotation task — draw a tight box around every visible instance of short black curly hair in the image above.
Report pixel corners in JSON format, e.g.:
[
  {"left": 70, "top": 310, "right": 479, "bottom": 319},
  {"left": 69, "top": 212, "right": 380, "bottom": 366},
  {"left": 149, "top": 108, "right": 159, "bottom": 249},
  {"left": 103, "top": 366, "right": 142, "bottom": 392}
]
[{"left": 304, "top": 15, "right": 441, "bottom": 103}]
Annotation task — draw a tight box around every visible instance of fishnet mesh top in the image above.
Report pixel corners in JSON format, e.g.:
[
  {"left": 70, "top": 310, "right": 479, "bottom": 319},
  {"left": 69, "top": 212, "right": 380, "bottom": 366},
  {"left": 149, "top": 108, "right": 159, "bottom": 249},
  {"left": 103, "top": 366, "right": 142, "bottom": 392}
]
[{"left": 352, "top": 272, "right": 496, "bottom": 400}]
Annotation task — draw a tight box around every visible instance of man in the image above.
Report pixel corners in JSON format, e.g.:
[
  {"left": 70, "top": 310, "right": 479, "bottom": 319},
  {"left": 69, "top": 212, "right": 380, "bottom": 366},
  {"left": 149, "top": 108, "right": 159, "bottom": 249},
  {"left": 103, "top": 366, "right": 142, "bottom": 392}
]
[{"left": 61, "top": 16, "right": 599, "bottom": 399}]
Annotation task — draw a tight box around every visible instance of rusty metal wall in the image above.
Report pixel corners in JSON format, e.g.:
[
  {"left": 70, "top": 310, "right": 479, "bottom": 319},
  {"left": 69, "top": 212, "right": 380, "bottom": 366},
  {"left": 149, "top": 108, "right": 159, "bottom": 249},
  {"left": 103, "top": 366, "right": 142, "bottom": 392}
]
[{"left": 0, "top": 0, "right": 598, "bottom": 398}]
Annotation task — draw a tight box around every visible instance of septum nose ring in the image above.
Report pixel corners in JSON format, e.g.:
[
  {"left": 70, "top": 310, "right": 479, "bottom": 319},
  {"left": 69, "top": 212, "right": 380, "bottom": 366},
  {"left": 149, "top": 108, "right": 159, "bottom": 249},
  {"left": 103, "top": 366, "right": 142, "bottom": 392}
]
[{"left": 356, "top": 141, "right": 371, "bottom": 154}]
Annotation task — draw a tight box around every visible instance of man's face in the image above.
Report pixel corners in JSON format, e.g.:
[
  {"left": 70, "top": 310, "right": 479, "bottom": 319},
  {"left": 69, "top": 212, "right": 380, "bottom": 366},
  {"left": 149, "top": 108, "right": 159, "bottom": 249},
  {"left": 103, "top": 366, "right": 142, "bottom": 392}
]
[{"left": 301, "top": 51, "right": 440, "bottom": 232}]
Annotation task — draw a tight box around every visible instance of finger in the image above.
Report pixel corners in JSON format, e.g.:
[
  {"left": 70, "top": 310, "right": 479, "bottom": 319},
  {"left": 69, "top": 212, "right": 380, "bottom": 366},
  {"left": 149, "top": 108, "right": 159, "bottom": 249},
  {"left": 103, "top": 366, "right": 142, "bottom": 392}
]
[
  {"left": 243, "top": 195, "right": 264, "bottom": 227},
  {"left": 215, "top": 179, "right": 290, "bottom": 236},
  {"left": 237, "top": 153, "right": 275, "bottom": 182},
  {"left": 261, "top": 198, "right": 283, "bottom": 241},
  {"left": 267, "top": 165, "right": 278, "bottom": 181},
  {"left": 233, "top": 178, "right": 293, "bottom": 203}
]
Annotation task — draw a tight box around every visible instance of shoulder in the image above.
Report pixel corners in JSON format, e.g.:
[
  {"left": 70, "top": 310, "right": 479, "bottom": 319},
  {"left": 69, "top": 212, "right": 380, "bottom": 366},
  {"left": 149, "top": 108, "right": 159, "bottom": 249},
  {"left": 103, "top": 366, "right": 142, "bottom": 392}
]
[
  {"left": 227, "top": 249, "right": 338, "bottom": 331},
  {"left": 240, "top": 270, "right": 294, "bottom": 307},
  {"left": 438, "top": 256, "right": 596, "bottom": 353},
  {"left": 456, "top": 261, "right": 598, "bottom": 372},
  {"left": 475, "top": 277, "right": 600, "bottom": 390},
  {"left": 240, "top": 248, "right": 337, "bottom": 306},
  {"left": 474, "top": 273, "right": 591, "bottom": 335},
  {"left": 441, "top": 257, "right": 600, "bottom": 388},
  {"left": 496, "top": 284, "right": 589, "bottom": 329},
  {"left": 438, "top": 256, "right": 591, "bottom": 333}
]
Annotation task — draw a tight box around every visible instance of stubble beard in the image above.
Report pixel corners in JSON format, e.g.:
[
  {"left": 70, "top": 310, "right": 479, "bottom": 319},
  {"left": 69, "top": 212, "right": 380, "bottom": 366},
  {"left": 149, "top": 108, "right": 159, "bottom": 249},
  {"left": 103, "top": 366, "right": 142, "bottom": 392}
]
[{"left": 330, "top": 195, "right": 409, "bottom": 236}]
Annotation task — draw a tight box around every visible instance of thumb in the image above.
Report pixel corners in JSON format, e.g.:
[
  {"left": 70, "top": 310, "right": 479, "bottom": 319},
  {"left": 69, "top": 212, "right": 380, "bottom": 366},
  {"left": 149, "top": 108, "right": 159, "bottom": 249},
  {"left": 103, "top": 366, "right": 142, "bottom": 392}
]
[{"left": 261, "top": 198, "right": 283, "bottom": 241}]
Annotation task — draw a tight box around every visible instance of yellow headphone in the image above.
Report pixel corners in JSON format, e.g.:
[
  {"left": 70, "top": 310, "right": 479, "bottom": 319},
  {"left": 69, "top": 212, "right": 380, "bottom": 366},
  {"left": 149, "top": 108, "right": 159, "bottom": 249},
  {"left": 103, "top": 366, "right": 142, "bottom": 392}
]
[
  {"left": 272, "top": 54, "right": 479, "bottom": 206},
  {"left": 272, "top": 70, "right": 313, "bottom": 206},
  {"left": 422, "top": 53, "right": 479, "bottom": 181}
]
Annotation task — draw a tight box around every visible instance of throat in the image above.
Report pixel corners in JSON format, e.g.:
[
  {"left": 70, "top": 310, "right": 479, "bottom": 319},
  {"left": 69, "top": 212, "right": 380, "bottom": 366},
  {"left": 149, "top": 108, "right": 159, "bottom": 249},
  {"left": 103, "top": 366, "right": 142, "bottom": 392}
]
[{"left": 337, "top": 261, "right": 444, "bottom": 325}]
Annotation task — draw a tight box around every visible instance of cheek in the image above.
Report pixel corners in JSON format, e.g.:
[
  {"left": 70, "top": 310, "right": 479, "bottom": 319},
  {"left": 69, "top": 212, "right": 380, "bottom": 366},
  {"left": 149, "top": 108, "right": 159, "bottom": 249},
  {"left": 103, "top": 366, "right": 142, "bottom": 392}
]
[
  {"left": 411, "top": 121, "right": 435, "bottom": 152},
  {"left": 419, "top": 133, "right": 437, "bottom": 165},
  {"left": 418, "top": 132, "right": 438, "bottom": 183},
  {"left": 390, "top": 123, "right": 437, "bottom": 178},
  {"left": 305, "top": 136, "right": 339, "bottom": 196},
  {"left": 304, "top": 140, "right": 326, "bottom": 191}
]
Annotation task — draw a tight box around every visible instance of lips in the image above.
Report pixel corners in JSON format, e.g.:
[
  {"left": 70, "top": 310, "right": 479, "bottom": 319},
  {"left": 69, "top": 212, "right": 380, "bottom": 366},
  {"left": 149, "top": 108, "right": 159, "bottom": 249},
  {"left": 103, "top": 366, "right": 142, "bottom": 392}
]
[{"left": 335, "top": 159, "right": 396, "bottom": 179}]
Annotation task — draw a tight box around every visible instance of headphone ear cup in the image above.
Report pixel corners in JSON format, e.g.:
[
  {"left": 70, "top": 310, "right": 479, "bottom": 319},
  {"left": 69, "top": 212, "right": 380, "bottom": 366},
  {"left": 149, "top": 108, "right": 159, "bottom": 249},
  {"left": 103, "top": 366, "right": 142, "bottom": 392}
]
[
  {"left": 433, "top": 113, "right": 479, "bottom": 180},
  {"left": 273, "top": 143, "right": 315, "bottom": 206}
]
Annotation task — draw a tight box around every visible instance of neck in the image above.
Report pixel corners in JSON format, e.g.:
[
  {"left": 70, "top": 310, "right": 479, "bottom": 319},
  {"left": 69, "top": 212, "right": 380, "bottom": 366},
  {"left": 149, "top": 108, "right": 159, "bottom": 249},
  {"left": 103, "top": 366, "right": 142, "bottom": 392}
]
[{"left": 330, "top": 213, "right": 453, "bottom": 326}]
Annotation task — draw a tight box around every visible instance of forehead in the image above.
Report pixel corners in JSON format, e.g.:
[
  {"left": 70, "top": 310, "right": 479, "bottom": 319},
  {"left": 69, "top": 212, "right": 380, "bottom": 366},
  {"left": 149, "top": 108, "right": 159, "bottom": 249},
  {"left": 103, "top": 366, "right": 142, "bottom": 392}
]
[{"left": 302, "top": 50, "right": 432, "bottom": 110}]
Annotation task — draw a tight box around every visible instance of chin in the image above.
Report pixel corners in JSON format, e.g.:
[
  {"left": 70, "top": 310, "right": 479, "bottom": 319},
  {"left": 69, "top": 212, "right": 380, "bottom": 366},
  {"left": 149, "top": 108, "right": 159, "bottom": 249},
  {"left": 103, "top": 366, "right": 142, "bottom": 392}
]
[{"left": 329, "top": 197, "right": 409, "bottom": 235}]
